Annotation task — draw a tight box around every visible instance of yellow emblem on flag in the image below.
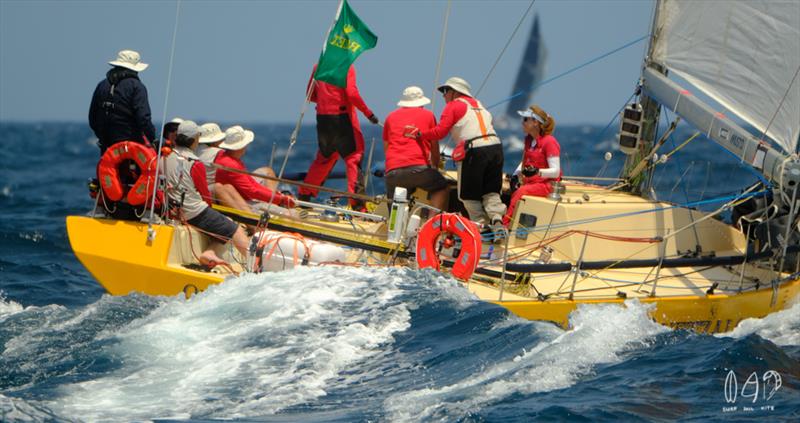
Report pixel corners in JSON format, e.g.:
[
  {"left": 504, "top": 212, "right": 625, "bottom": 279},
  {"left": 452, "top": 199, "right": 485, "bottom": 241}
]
[{"left": 343, "top": 24, "right": 354, "bottom": 34}]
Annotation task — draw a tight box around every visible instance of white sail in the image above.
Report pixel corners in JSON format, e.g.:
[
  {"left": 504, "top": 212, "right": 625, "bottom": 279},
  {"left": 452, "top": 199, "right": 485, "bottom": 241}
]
[{"left": 651, "top": 0, "right": 800, "bottom": 153}]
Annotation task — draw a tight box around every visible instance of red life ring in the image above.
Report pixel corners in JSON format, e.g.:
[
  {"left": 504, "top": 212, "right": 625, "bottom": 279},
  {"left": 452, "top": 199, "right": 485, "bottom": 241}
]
[
  {"left": 416, "top": 213, "right": 482, "bottom": 280},
  {"left": 97, "top": 141, "right": 157, "bottom": 206}
]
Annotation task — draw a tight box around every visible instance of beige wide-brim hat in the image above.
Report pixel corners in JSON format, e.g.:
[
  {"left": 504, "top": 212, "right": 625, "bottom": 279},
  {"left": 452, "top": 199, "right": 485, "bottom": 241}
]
[
  {"left": 397, "top": 86, "right": 430, "bottom": 107},
  {"left": 437, "top": 76, "right": 473, "bottom": 97},
  {"left": 109, "top": 49, "right": 149, "bottom": 72},
  {"left": 220, "top": 125, "right": 255, "bottom": 150},
  {"left": 199, "top": 123, "right": 226, "bottom": 144}
]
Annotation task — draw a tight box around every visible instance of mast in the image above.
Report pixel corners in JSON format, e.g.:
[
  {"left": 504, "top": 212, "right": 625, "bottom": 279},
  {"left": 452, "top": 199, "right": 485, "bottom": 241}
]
[
  {"left": 621, "top": 0, "right": 664, "bottom": 195},
  {"left": 638, "top": 0, "right": 800, "bottom": 197}
]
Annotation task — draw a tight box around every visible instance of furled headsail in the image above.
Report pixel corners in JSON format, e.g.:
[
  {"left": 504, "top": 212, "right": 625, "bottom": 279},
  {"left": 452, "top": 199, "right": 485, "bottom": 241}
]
[{"left": 506, "top": 13, "right": 547, "bottom": 117}]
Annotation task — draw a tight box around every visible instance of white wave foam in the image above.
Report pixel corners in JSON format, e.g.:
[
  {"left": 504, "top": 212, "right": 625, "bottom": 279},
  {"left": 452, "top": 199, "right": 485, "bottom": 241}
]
[
  {"left": 717, "top": 302, "right": 800, "bottom": 346},
  {"left": 0, "top": 294, "right": 25, "bottom": 321},
  {"left": 385, "top": 300, "right": 668, "bottom": 422},
  {"left": 51, "top": 266, "right": 412, "bottom": 421},
  {"left": 0, "top": 394, "right": 67, "bottom": 422}
]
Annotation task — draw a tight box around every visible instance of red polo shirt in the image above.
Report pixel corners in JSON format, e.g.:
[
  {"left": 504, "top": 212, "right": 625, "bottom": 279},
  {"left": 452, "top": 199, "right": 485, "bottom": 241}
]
[{"left": 383, "top": 107, "right": 437, "bottom": 172}]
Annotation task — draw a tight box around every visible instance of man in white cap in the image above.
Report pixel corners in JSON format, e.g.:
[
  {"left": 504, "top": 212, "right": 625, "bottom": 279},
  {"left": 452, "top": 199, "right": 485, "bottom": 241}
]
[
  {"left": 382, "top": 86, "right": 448, "bottom": 210},
  {"left": 163, "top": 120, "right": 250, "bottom": 264},
  {"left": 195, "top": 122, "right": 253, "bottom": 212},
  {"left": 89, "top": 50, "right": 156, "bottom": 153},
  {"left": 215, "top": 126, "right": 295, "bottom": 211},
  {"left": 409, "top": 77, "right": 505, "bottom": 230}
]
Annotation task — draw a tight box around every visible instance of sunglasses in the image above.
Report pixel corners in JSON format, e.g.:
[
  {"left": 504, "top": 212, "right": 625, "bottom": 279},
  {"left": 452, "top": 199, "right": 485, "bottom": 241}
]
[
  {"left": 441, "top": 87, "right": 451, "bottom": 95},
  {"left": 522, "top": 117, "right": 539, "bottom": 123}
]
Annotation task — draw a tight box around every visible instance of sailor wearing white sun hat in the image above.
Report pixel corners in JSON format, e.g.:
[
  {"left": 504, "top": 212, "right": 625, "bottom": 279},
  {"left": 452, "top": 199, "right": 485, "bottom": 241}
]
[
  {"left": 409, "top": 76, "right": 506, "bottom": 230},
  {"left": 89, "top": 50, "right": 156, "bottom": 153}
]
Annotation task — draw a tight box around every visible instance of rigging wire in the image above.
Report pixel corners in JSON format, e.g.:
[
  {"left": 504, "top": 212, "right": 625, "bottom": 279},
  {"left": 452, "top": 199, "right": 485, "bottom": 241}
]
[
  {"left": 146, "top": 0, "right": 182, "bottom": 227},
  {"left": 759, "top": 64, "right": 800, "bottom": 148},
  {"left": 474, "top": 0, "right": 536, "bottom": 97},
  {"left": 430, "top": 0, "right": 452, "bottom": 112},
  {"left": 485, "top": 34, "right": 649, "bottom": 110}
]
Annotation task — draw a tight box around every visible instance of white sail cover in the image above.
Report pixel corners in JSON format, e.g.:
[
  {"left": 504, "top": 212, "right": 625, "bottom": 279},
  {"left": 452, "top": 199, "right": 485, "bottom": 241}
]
[{"left": 652, "top": 0, "right": 800, "bottom": 153}]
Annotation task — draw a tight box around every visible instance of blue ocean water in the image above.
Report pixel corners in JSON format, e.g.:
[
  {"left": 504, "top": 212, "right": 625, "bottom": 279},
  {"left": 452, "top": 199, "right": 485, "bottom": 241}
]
[{"left": 0, "top": 122, "right": 798, "bottom": 422}]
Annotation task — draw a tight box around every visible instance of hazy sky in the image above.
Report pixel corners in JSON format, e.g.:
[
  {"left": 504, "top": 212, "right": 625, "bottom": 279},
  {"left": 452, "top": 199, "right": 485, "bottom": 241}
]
[{"left": 0, "top": 0, "right": 653, "bottom": 125}]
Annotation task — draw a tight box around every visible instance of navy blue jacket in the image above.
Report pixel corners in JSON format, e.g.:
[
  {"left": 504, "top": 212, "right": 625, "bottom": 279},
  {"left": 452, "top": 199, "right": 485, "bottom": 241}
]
[{"left": 89, "top": 67, "right": 156, "bottom": 152}]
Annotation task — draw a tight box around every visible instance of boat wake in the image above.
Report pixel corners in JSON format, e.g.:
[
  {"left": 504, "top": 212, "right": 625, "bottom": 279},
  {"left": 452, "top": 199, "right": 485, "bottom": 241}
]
[
  {"left": 718, "top": 302, "right": 800, "bottom": 346},
  {"left": 1, "top": 268, "right": 799, "bottom": 421},
  {"left": 384, "top": 300, "right": 669, "bottom": 422}
]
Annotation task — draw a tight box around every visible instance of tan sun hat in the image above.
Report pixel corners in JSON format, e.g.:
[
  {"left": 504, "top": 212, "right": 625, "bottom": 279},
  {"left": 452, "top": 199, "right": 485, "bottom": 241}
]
[
  {"left": 199, "top": 123, "right": 226, "bottom": 144},
  {"left": 437, "top": 77, "right": 472, "bottom": 97},
  {"left": 220, "top": 126, "right": 255, "bottom": 150},
  {"left": 109, "top": 50, "right": 148, "bottom": 72},
  {"left": 397, "top": 86, "right": 431, "bottom": 107}
]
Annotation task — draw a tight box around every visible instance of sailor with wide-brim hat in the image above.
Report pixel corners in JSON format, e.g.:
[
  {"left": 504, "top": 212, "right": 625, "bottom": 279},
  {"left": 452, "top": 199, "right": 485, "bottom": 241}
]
[
  {"left": 89, "top": 49, "right": 156, "bottom": 152},
  {"left": 412, "top": 76, "right": 506, "bottom": 230}
]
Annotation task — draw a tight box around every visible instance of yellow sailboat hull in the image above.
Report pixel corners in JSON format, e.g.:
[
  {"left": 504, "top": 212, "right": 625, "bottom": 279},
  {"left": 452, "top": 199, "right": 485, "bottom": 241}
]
[
  {"left": 494, "top": 280, "right": 800, "bottom": 333},
  {"left": 67, "top": 216, "right": 225, "bottom": 296},
  {"left": 67, "top": 215, "right": 799, "bottom": 333}
]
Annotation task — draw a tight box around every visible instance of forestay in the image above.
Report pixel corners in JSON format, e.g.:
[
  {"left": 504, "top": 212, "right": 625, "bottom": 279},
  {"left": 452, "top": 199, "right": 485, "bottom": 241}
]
[{"left": 651, "top": 0, "right": 800, "bottom": 153}]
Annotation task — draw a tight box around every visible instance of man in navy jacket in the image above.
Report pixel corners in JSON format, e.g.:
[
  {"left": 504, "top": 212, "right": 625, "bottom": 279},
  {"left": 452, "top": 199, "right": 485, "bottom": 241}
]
[{"left": 89, "top": 50, "right": 156, "bottom": 153}]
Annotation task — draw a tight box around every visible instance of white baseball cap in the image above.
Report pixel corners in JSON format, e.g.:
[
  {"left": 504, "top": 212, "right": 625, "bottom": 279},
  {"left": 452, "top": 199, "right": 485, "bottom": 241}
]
[{"left": 177, "top": 120, "right": 201, "bottom": 138}]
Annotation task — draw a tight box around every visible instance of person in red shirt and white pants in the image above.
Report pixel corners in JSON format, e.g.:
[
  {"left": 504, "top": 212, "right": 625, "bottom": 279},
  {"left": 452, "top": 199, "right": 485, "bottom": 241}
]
[{"left": 299, "top": 64, "right": 379, "bottom": 209}]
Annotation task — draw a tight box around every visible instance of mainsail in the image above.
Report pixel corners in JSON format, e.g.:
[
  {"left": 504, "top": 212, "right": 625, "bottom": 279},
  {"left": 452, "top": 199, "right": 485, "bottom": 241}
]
[
  {"left": 506, "top": 13, "right": 547, "bottom": 117},
  {"left": 650, "top": 0, "right": 800, "bottom": 153}
]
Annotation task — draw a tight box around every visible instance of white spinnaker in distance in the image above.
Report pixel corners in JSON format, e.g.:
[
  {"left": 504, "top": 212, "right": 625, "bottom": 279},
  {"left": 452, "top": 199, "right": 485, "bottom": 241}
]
[{"left": 652, "top": 0, "right": 800, "bottom": 153}]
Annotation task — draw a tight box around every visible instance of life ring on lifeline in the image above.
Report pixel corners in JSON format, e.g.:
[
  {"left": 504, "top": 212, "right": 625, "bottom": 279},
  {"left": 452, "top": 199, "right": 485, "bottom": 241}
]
[
  {"left": 97, "top": 141, "right": 157, "bottom": 206},
  {"left": 416, "top": 213, "right": 482, "bottom": 280}
]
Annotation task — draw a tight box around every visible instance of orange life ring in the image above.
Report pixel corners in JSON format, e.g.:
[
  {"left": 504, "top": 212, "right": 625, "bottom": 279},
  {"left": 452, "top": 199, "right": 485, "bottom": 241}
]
[
  {"left": 416, "top": 213, "right": 482, "bottom": 280},
  {"left": 98, "top": 141, "right": 157, "bottom": 206}
]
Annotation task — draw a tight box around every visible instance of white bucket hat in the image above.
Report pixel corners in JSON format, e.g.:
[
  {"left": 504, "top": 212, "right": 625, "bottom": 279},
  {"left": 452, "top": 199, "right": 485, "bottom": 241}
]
[
  {"left": 437, "top": 77, "right": 472, "bottom": 97},
  {"left": 177, "top": 120, "right": 201, "bottom": 138},
  {"left": 109, "top": 50, "right": 149, "bottom": 72},
  {"left": 220, "top": 126, "right": 255, "bottom": 150},
  {"left": 170, "top": 117, "right": 184, "bottom": 124},
  {"left": 199, "top": 123, "right": 226, "bottom": 144},
  {"left": 397, "top": 86, "right": 430, "bottom": 107}
]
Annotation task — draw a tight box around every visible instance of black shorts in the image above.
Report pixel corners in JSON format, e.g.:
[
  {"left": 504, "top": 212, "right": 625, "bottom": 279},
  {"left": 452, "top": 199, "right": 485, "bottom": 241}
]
[
  {"left": 385, "top": 166, "right": 449, "bottom": 200},
  {"left": 316, "top": 113, "right": 356, "bottom": 158},
  {"left": 460, "top": 144, "right": 504, "bottom": 201},
  {"left": 188, "top": 207, "right": 239, "bottom": 241}
]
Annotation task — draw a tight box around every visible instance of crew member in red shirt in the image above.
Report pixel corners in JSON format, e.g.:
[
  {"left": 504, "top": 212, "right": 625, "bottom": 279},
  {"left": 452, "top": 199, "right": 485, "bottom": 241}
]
[
  {"left": 382, "top": 86, "right": 448, "bottom": 210},
  {"left": 410, "top": 77, "right": 506, "bottom": 229},
  {"left": 215, "top": 126, "right": 295, "bottom": 212},
  {"left": 505, "top": 105, "right": 561, "bottom": 224},
  {"left": 299, "top": 64, "right": 379, "bottom": 209}
]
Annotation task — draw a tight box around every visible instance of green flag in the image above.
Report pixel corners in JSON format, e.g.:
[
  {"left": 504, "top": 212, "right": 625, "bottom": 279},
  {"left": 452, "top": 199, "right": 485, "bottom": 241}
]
[{"left": 314, "top": 0, "right": 377, "bottom": 88}]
